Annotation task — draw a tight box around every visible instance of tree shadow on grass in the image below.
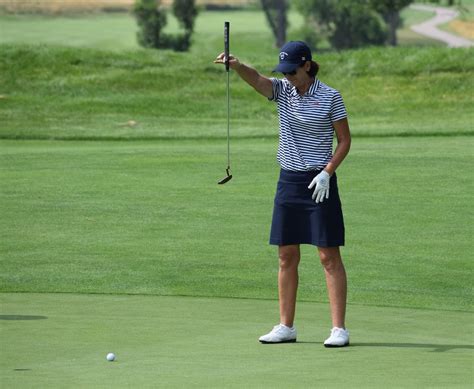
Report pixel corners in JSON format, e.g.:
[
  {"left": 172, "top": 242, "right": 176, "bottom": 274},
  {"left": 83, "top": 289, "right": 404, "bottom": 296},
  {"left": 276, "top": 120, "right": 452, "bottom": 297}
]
[{"left": 296, "top": 341, "right": 473, "bottom": 352}]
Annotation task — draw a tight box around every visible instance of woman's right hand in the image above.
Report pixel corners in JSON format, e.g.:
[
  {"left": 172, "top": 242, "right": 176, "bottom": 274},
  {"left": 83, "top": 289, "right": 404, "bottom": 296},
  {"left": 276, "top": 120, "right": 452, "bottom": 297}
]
[{"left": 214, "top": 53, "right": 241, "bottom": 70}]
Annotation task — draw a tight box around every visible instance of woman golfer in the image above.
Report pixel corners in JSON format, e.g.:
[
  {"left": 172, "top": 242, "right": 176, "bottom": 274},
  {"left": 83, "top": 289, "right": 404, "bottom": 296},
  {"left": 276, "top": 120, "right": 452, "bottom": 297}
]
[{"left": 215, "top": 41, "right": 351, "bottom": 347}]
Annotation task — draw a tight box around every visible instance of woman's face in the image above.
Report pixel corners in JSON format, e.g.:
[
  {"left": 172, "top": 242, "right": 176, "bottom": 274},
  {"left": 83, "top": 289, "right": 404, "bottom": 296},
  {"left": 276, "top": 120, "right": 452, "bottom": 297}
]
[{"left": 283, "top": 61, "right": 312, "bottom": 89}]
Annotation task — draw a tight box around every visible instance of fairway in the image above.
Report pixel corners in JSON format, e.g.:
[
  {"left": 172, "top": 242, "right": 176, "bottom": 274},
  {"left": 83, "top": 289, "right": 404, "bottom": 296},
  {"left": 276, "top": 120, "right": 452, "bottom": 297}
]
[
  {"left": 1, "top": 137, "right": 472, "bottom": 311},
  {"left": 1, "top": 293, "right": 473, "bottom": 388},
  {"left": 0, "top": 8, "right": 437, "bottom": 51}
]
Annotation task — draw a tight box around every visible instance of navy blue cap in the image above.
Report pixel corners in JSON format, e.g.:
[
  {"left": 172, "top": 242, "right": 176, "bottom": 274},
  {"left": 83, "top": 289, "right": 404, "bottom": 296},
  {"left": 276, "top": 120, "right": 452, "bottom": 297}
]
[{"left": 273, "top": 41, "right": 312, "bottom": 73}]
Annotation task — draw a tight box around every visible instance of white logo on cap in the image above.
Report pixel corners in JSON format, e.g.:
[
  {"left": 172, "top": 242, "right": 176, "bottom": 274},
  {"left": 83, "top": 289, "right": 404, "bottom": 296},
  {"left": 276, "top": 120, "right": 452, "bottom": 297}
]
[{"left": 280, "top": 52, "right": 288, "bottom": 60}]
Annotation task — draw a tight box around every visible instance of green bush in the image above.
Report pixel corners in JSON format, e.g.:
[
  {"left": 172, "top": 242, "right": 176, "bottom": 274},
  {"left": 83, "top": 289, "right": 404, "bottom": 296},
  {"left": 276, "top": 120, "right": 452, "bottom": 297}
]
[
  {"left": 329, "top": 2, "right": 387, "bottom": 49},
  {"left": 133, "top": 0, "right": 167, "bottom": 49},
  {"left": 295, "top": 0, "right": 388, "bottom": 49},
  {"left": 173, "top": 0, "right": 198, "bottom": 36},
  {"left": 133, "top": 0, "right": 198, "bottom": 51},
  {"left": 159, "top": 33, "right": 192, "bottom": 52}
]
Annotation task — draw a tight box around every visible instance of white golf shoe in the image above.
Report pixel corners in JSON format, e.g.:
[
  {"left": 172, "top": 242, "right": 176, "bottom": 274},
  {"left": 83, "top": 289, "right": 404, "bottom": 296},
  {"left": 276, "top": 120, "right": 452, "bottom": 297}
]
[
  {"left": 324, "top": 327, "right": 350, "bottom": 347},
  {"left": 259, "top": 324, "right": 297, "bottom": 344}
]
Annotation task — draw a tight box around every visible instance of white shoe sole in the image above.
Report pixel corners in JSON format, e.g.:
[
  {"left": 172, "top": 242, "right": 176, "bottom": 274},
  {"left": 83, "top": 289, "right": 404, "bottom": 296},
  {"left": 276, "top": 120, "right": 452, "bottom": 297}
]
[
  {"left": 259, "top": 339, "right": 297, "bottom": 344},
  {"left": 324, "top": 341, "right": 349, "bottom": 348}
]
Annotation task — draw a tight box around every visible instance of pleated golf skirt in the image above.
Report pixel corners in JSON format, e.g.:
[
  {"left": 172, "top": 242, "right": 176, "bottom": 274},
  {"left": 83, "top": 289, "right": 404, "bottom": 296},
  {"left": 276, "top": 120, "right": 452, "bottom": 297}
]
[{"left": 269, "top": 169, "right": 345, "bottom": 247}]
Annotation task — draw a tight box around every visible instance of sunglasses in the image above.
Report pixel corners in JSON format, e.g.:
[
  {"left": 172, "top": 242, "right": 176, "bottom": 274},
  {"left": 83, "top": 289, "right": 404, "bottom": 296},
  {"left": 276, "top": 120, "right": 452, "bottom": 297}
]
[{"left": 282, "top": 63, "right": 304, "bottom": 76}]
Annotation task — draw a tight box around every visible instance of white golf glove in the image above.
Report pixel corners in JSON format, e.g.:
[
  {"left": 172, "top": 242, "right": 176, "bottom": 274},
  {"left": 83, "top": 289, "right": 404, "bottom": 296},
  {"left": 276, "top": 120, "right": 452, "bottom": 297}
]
[{"left": 308, "top": 170, "right": 331, "bottom": 203}]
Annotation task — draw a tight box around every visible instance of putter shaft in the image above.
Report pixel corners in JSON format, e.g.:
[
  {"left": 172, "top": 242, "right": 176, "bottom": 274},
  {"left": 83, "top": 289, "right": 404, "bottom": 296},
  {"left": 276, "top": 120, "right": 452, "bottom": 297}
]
[
  {"left": 226, "top": 71, "right": 230, "bottom": 170},
  {"left": 218, "top": 74, "right": 232, "bottom": 185},
  {"left": 218, "top": 21, "right": 232, "bottom": 185}
]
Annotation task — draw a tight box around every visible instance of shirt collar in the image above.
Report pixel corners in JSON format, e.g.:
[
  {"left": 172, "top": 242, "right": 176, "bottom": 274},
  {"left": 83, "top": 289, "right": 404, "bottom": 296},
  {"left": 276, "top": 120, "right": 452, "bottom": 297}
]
[
  {"left": 290, "top": 78, "right": 320, "bottom": 97},
  {"left": 308, "top": 79, "right": 320, "bottom": 95}
]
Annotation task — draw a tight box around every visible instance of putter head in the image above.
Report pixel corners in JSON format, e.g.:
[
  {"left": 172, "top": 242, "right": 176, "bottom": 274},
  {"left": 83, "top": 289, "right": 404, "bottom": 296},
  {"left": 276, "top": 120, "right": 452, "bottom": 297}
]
[{"left": 218, "top": 168, "right": 233, "bottom": 185}]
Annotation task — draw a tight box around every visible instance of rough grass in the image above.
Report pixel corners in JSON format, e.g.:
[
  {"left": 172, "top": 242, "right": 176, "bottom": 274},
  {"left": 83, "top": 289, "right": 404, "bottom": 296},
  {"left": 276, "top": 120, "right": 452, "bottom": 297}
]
[{"left": 0, "top": 44, "right": 472, "bottom": 141}]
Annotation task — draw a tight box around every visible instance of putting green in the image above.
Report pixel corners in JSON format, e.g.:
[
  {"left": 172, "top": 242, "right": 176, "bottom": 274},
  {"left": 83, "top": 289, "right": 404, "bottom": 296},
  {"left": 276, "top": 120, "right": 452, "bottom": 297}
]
[{"left": 1, "top": 293, "right": 472, "bottom": 388}]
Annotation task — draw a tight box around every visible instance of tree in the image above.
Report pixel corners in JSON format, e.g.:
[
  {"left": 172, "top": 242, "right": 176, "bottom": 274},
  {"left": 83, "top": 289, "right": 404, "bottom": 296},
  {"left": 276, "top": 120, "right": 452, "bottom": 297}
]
[
  {"left": 133, "top": 0, "right": 198, "bottom": 51},
  {"left": 295, "top": 0, "right": 387, "bottom": 50},
  {"left": 330, "top": 2, "right": 388, "bottom": 49},
  {"left": 370, "top": 0, "right": 413, "bottom": 46},
  {"left": 260, "top": 0, "right": 288, "bottom": 47},
  {"left": 172, "top": 0, "right": 198, "bottom": 44},
  {"left": 133, "top": 0, "right": 167, "bottom": 49}
]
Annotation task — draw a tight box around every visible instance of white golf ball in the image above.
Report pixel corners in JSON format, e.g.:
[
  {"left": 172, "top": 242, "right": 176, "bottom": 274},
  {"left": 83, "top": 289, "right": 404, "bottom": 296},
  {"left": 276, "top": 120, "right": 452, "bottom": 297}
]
[{"left": 106, "top": 353, "right": 116, "bottom": 362}]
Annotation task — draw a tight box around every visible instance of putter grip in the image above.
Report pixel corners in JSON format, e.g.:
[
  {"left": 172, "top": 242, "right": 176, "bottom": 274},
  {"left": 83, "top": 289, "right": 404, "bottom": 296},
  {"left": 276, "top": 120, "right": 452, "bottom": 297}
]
[{"left": 224, "top": 21, "right": 230, "bottom": 72}]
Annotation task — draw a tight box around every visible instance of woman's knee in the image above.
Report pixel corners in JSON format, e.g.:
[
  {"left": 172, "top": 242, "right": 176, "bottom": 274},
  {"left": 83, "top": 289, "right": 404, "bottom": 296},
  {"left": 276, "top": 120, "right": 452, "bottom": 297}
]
[
  {"left": 279, "top": 246, "right": 300, "bottom": 269},
  {"left": 318, "top": 247, "right": 342, "bottom": 271}
]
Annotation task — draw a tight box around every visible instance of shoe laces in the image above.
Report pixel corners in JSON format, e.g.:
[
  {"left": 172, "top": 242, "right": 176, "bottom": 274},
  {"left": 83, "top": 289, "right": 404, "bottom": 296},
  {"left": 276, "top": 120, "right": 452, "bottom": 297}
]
[
  {"left": 331, "top": 327, "right": 347, "bottom": 337},
  {"left": 273, "top": 324, "right": 285, "bottom": 333},
  {"left": 273, "top": 324, "right": 292, "bottom": 333}
]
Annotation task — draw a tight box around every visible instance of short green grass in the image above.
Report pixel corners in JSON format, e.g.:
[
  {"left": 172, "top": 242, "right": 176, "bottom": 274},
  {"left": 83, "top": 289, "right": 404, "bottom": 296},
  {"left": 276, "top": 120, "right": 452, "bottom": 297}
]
[
  {"left": 459, "top": 3, "right": 474, "bottom": 22},
  {"left": 1, "top": 293, "right": 472, "bottom": 388},
  {"left": 0, "top": 6, "right": 446, "bottom": 52},
  {"left": 1, "top": 137, "right": 472, "bottom": 312},
  {"left": 0, "top": 13, "right": 138, "bottom": 49},
  {"left": 0, "top": 10, "right": 297, "bottom": 51}
]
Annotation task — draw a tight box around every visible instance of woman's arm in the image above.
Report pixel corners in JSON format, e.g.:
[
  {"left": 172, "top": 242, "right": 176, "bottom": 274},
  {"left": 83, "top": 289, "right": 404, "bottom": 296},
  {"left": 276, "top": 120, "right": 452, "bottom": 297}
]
[
  {"left": 324, "top": 118, "right": 351, "bottom": 176},
  {"left": 214, "top": 53, "right": 273, "bottom": 99}
]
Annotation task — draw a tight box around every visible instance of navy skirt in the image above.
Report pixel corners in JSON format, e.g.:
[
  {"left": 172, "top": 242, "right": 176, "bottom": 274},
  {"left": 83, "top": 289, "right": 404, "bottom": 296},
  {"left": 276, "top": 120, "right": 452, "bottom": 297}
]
[{"left": 270, "top": 169, "right": 345, "bottom": 247}]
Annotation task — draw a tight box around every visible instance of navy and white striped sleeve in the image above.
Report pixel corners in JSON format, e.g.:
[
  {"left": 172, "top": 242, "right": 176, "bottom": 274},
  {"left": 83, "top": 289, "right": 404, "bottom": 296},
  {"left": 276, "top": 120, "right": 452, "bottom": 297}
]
[
  {"left": 330, "top": 91, "right": 347, "bottom": 122},
  {"left": 268, "top": 78, "right": 284, "bottom": 102}
]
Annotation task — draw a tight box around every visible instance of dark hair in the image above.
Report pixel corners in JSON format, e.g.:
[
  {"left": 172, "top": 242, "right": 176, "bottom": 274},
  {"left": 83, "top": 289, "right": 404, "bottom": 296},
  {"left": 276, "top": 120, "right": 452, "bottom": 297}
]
[{"left": 307, "top": 61, "right": 319, "bottom": 77}]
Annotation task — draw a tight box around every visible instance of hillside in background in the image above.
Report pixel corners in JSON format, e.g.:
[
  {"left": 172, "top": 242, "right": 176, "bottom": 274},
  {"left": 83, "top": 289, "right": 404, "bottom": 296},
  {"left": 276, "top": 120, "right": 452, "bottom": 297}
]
[{"left": 0, "top": 43, "right": 472, "bottom": 140}]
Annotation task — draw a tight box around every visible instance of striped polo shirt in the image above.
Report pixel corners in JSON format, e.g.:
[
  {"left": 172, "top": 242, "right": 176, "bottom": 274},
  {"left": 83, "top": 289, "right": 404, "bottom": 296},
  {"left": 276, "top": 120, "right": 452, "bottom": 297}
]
[{"left": 269, "top": 78, "right": 347, "bottom": 171}]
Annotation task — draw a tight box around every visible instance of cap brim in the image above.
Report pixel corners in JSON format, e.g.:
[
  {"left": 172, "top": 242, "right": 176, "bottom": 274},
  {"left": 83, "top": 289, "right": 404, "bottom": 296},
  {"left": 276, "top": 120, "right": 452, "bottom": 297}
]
[{"left": 272, "top": 62, "right": 300, "bottom": 73}]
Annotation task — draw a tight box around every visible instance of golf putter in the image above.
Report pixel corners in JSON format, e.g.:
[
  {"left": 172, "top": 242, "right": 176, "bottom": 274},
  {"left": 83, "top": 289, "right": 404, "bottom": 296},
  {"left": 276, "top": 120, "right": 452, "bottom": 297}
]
[{"left": 218, "top": 21, "right": 233, "bottom": 185}]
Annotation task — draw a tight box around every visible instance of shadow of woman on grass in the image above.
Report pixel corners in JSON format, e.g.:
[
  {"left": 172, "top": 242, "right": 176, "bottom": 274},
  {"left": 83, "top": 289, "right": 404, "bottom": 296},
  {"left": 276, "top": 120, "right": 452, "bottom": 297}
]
[{"left": 296, "top": 341, "right": 474, "bottom": 352}]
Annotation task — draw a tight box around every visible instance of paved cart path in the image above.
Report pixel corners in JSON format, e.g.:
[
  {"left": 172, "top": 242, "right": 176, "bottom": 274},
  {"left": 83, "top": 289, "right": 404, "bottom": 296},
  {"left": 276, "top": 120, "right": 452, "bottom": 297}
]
[{"left": 410, "top": 4, "right": 473, "bottom": 47}]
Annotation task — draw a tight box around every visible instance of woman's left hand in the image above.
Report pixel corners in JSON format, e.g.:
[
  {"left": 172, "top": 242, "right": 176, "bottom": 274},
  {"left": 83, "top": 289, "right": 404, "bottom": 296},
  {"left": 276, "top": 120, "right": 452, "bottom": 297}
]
[{"left": 308, "top": 171, "right": 331, "bottom": 203}]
